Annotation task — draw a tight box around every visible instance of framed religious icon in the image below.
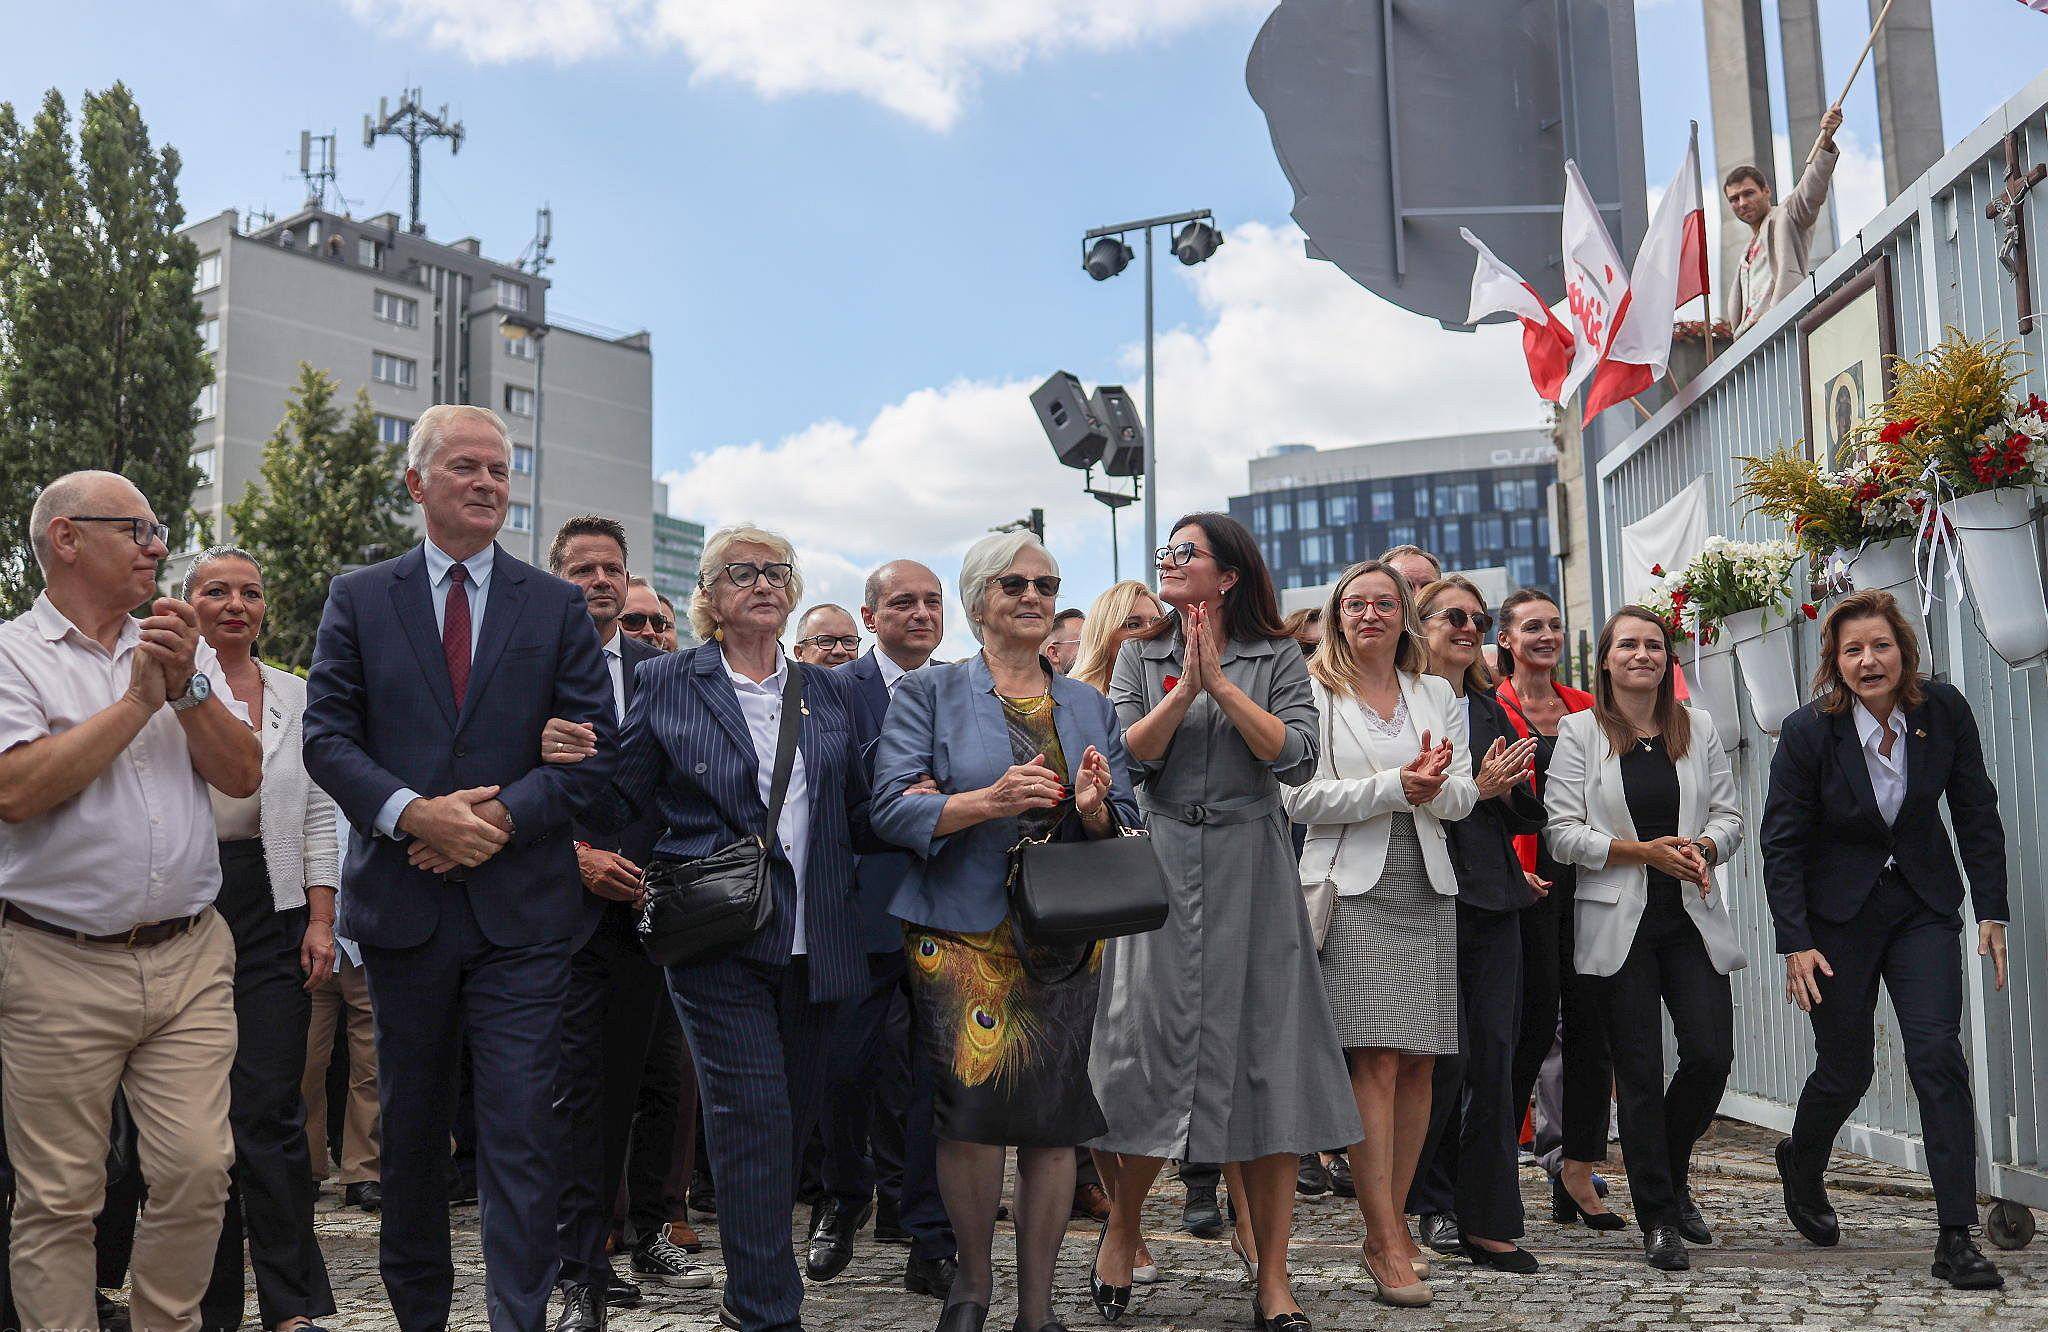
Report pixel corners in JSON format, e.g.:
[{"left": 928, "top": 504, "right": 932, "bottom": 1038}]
[{"left": 1798, "top": 256, "right": 1897, "bottom": 465}]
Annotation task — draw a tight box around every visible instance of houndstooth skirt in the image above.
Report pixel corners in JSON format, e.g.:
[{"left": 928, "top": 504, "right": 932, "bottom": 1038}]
[{"left": 1320, "top": 813, "right": 1459, "bottom": 1054}]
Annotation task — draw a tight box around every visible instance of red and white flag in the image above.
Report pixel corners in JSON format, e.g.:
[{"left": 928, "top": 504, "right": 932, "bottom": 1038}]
[
  {"left": 1559, "top": 159, "right": 1630, "bottom": 404},
  {"left": 1460, "top": 227, "right": 1576, "bottom": 401},
  {"left": 1585, "top": 123, "right": 1711, "bottom": 419},
  {"left": 2021, "top": 2, "right": 2048, "bottom": 13}
]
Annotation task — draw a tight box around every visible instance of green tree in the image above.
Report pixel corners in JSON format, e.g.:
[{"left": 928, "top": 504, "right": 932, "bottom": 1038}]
[
  {"left": 225, "top": 364, "right": 412, "bottom": 668},
  {"left": 0, "top": 84, "right": 208, "bottom": 615}
]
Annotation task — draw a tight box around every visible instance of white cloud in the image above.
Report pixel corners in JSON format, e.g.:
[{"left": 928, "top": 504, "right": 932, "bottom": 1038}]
[
  {"left": 345, "top": 0, "right": 1267, "bottom": 130},
  {"left": 661, "top": 220, "right": 1544, "bottom": 658}
]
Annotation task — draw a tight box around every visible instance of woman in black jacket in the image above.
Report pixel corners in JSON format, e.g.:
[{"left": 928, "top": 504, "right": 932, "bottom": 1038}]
[
  {"left": 1760, "top": 590, "right": 2009, "bottom": 1291},
  {"left": 1405, "top": 577, "right": 1544, "bottom": 1271}
]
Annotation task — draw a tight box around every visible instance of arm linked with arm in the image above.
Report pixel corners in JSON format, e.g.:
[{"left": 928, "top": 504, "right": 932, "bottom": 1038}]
[
  {"left": 493, "top": 592, "right": 621, "bottom": 843},
  {"left": 869, "top": 672, "right": 960, "bottom": 857}
]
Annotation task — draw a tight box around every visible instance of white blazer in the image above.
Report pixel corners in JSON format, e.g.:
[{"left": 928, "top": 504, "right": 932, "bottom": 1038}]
[
  {"left": 1543, "top": 706, "right": 1747, "bottom": 978},
  {"left": 244, "top": 663, "right": 341, "bottom": 911},
  {"left": 1281, "top": 671, "right": 1477, "bottom": 897}
]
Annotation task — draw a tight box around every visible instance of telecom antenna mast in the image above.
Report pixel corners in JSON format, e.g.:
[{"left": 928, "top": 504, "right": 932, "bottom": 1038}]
[
  {"left": 362, "top": 88, "right": 464, "bottom": 235},
  {"left": 517, "top": 205, "right": 555, "bottom": 276},
  {"left": 298, "top": 130, "right": 338, "bottom": 209}
]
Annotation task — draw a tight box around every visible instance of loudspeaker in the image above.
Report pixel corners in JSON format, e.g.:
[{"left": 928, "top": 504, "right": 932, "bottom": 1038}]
[
  {"left": 1031, "top": 372, "right": 1107, "bottom": 469},
  {"left": 1091, "top": 385, "right": 1146, "bottom": 477}
]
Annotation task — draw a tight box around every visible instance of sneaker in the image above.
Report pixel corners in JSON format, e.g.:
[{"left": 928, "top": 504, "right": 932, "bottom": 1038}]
[{"left": 632, "top": 1231, "right": 716, "bottom": 1288}]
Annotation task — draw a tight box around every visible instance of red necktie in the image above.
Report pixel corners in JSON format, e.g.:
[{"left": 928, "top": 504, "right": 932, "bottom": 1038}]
[{"left": 444, "top": 562, "right": 472, "bottom": 709}]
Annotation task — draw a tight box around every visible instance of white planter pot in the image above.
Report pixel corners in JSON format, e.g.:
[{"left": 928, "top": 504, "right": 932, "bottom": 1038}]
[
  {"left": 1725, "top": 607, "right": 1802, "bottom": 736},
  {"left": 1688, "top": 632, "right": 1744, "bottom": 750},
  {"left": 1842, "top": 536, "right": 1929, "bottom": 654},
  {"left": 1949, "top": 485, "right": 2048, "bottom": 667}
]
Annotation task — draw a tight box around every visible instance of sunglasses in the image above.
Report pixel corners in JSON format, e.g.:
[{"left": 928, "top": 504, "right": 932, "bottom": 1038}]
[
  {"left": 796, "top": 634, "right": 861, "bottom": 651},
  {"left": 1154, "top": 541, "right": 1216, "bottom": 568},
  {"left": 989, "top": 574, "right": 1061, "bottom": 598},
  {"left": 1424, "top": 607, "right": 1493, "bottom": 634},
  {"left": 67, "top": 515, "right": 171, "bottom": 548},
  {"left": 707, "top": 562, "right": 794, "bottom": 589},
  {"left": 620, "top": 611, "right": 673, "bottom": 633}
]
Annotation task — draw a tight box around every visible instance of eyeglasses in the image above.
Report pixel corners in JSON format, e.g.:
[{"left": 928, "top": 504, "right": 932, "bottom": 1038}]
[
  {"left": 1424, "top": 607, "right": 1493, "bottom": 634},
  {"left": 988, "top": 574, "right": 1061, "bottom": 598},
  {"left": 67, "top": 516, "right": 170, "bottom": 548},
  {"left": 1120, "top": 613, "right": 1165, "bottom": 633},
  {"left": 1339, "top": 596, "right": 1402, "bottom": 620},
  {"left": 796, "top": 634, "right": 861, "bottom": 651},
  {"left": 706, "top": 562, "right": 794, "bottom": 589},
  {"left": 1154, "top": 541, "right": 1216, "bottom": 568},
  {"left": 620, "top": 611, "right": 673, "bottom": 633}
]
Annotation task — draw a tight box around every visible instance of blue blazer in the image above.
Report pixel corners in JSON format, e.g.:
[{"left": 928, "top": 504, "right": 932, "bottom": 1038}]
[
  {"left": 837, "top": 649, "right": 918, "bottom": 954},
  {"left": 871, "top": 654, "right": 1143, "bottom": 934},
  {"left": 303, "top": 542, "right": 619, "bottom": 951},
  {"left": 590, "top": 641, "right": 876, "bottom": 1003}
]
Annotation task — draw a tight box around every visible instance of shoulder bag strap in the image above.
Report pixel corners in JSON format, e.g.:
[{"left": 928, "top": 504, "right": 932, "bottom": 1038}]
[{"left": 763, "top": 665, "right": 804, "bottom": 837}]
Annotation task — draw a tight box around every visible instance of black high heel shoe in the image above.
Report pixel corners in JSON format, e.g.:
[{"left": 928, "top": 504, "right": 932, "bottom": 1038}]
[
  {"left": 1089, "top": 1224, "right": 1132, "bottom": 1323},
  {"left": 1253, "top": 1296, "right": 1313, "bottom": 1332},
  {"left": 1550, "top": 1175, "right": 1627, "bottom": 1231}
]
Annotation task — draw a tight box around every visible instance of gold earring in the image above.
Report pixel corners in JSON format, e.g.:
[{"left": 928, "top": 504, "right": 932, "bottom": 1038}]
[{"left": 713, "top": 626, "right": 724, "bottom": 642}]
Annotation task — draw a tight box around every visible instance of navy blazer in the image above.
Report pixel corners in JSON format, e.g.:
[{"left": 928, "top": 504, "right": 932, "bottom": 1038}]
[
  {"left": 871, "top": 654, "right": 1143, "bottom": 934},
  {"left": 590, "top": 642, "right": 877, "bottom": 1003},
  {"left": 837, "top": 649, "right": 919, "bottom": 954},
  {"left": 303, "top": 542, "right": 619, "bottom": 951},
  {"left": 1760, "top": 679, "right": 2008, "bottom": 954}
]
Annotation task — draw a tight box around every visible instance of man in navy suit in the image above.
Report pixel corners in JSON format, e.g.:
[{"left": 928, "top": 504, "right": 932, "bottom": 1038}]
[
  {"left": 303, "top": 405, "right": 618, "bottom": 1332},
  {"left": 808, "top": 561, "right": 957, "bottom": 1296}
]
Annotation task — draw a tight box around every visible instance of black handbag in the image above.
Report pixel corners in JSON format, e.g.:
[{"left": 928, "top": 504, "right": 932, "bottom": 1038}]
[
  {"left": 1005, "top": 816, "right": 1169, "bottom": 984},
  {"left": 637, "top": 665, "right": 803, "bottom": 966}
]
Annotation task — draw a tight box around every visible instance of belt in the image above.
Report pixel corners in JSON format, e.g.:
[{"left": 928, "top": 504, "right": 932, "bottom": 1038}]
[
  {"left": 1140, "top": 791, "right": 1283, "bottom": 827},
  {"left": 0, "top": 902, "right": 203, "bottom": 948}
]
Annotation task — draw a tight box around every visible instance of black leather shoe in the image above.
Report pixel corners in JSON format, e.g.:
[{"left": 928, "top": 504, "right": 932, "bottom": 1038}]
[
  {"left": 1183, "top": 1182, "right": 1226, "bottom": 1239},
  {"left": 1461, "top": 1235, "right": 1539, "bottom": 1274},
  {"left": 1932, "top": 1226, "right": 2004, "bottom": 1290},
  {"left": 717, "top": 1304, "right": 744, "bottom": 1332},
  {"left": 602, "top": 1267, "right": 642, "bottom": 1309},
  {"left": 937, "top": 1301, "right": 988, "bottom": 1332},
  {"left": 1295, "top": 1153, "right": 1331, "bottom": 1197},
  {"left": 875, "top": 1196, "right": 912, "bottom": 1245},
  {"left": 1254, "top": 1296, "right": 1313, "bottom": 1332},
  {"left": 553, "top": 1282, "right": 604, "bottom": 1331},
  {"left": 1775, "top": 1137, "right": 1839, "bottom": 1247},
  {"left": 344, "top": 1180, "right": 382, "bottom": 1212},
  {"left": 449, "top": 1171, "right": 479, "bottom": 1206},
  {"left": 1323, "top": 1151, "right": 1355, "bottom": 1198},
  {"left": 1415, "top": 1212, "right": 1464, "bottom": 1256},
  {"left": 1643, "top": 1226, "right": 1689, "bottom": 1272},
  {"left": 1089, "top": 1225, "right": 1132, "bottom": 1323},
  {"left": 1673, "top": 1189, "right": 1713, "bottom": 1245},
  {"left": 806, "top": 1198, "right": 873, "bottom": 1281},
  {"left": 906, "top": 1252, "right": 959, "bottom": 1299},
  {"left": 94, "top": 1292, "right": 130, "bottom": 1332},
  {"left": 1549, "top": 1175, "right": 1626, "bottom": 1230}
]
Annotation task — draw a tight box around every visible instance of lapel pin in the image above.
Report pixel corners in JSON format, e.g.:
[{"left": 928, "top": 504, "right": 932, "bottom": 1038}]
[{"left": 1914, "top": 728, "right": 1926, "bottom": 738}]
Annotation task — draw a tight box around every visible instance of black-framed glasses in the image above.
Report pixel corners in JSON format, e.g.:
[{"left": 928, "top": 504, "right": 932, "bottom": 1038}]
[
  {"left": 1339, "top": 596, "right": 1401, "bottom": 620},
  {"left": 67, "top": 515, "right": 170, "bottom": 548},
  {"left": 620, "top": 611, "right": 673, "bottom": 633},
  {"left": 1154, "top": 541, "right": 1215, "bottom": 568},
  {"left": 796, "top": 633, "right": 861, "bottom": 651},
  {"left": 989, "top": 574, "right": 1061, "bottom": 598},
  {"left": 706, "top": 561, "right": 794, "bottom": 589},
  {"left": 1424, "top": 606, "right": 1493, "bottom": 635}
]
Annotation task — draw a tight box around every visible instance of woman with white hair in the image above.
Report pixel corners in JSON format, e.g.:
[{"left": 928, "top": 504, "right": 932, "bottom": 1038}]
[
  {"left": 589, "top": 524, "right": 879, "bottom": 1332},
  {"left": 871, "top": 530, "right": 1142, "bottom": 1332}
]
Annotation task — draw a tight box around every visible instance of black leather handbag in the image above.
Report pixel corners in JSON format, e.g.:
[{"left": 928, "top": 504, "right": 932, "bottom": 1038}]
[
  {"left": 1005, "top": 817, "right": 1169, "bottom": 983},
  {"left": 637, "top": 666, "right": 802, "bottom": 966}
]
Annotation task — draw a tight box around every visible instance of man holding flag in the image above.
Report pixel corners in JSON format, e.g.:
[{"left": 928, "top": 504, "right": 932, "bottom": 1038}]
[{"left": 1724, "top": 106, "right": 1845, "bottom": 335}]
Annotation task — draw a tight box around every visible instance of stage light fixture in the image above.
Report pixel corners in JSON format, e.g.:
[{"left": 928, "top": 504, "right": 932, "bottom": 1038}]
[
  {"left": 1172, "top": 220, "right": 1223, "bottom": 266},
  {"left": 1084, "top": 235, "right": 1133, "bottom": 281}
]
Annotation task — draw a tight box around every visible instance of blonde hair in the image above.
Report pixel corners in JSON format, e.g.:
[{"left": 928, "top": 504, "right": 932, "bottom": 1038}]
[
  {"left": 1072, "top": 580, "right": 1161, "bottom": 693},
  {"left": 1308, "top": 560, "right": 1424, "bottom": 698},
  {"left": 407, "top": 404, "right": 509, "bottom": 473},
  {"left": 689, "top": 524, "right": 803, "bottom": 643},
  {"left": 1417, "top": 575, "right": 1496, "bottom": 695}
]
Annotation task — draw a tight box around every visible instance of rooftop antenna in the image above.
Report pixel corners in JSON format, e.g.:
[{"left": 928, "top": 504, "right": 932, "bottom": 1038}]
[
  {"left": 237, "top": 206, "right": 277, "bottom": 236},
  {"left": 516, "top": 205, "right": 554, "bottom": 276},
  {"left": 362, "top": 87, "right": 464, "bottom": 235},
  {"left": 298, "top": 130, "right": 338, "bottom": 210}
]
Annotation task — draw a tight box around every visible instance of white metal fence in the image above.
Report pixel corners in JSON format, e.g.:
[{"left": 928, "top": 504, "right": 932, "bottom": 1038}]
[{"left": 1595, "top": 71, "right": 2048, "bottom": 1215}]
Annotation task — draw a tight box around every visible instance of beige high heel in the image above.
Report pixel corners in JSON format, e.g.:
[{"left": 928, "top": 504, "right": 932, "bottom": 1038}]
[
  {"left": 1365, "top": 1248, "right": 1433, "bottom": 1307},
  {"left": 1409, "top": 1255, "right": 1431, "bottom": 1280}
]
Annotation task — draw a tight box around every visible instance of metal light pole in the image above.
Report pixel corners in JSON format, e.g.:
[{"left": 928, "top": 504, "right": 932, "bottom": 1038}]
[{"left": 1081, "top": 208, "right": 1219, "bottom": 565}]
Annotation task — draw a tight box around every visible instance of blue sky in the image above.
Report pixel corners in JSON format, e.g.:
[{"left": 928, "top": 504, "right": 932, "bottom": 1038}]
[{"left": 5, "top": 1, "right": 2044, "bottom": 648}]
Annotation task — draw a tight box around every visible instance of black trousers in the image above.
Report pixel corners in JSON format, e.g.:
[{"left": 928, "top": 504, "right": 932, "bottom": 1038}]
[
  {"left": 622, "top": 1000, "right": 692, "bottom": 1244},
  {"left": 1790, "top": 868, "right": 1980, "bottom": 1226},
  {"left": 556, "top": 904, "right": 666, "bottom": 1286},
  {"left": 821, "top": 953, "right": 908, "bottom": 1212},
  {"left": 1407, "top": 903, "right": 1526, "bottom": 1239},
  {"left": 202, "top": 840, "right": 335, "bottom": 1331},
  {"left": 1512, "top": 872, "right": 1612, "bottom": 1163},
  {"left": 1598, "top": 890, "right": 1732, "bottom": 1233}
]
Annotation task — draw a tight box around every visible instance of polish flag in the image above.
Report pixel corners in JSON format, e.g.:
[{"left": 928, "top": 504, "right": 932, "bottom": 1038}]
[
  {"left": 1585, "top": 124, "right": 1711, "bottom": 420},
  {"left": 2022, "top": 2, "right": 2048, "bottom": 13},
  {"left": 1559, "top": 159, "right": 1630, "bottom": 405},
  {"left": 1460, "top": 228, "right": 1576, "bottom": 401}
]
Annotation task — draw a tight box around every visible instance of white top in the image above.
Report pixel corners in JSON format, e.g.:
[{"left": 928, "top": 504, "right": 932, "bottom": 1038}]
[
  {"left": 726, "top": 651, "right": 811, "bottom": 955},
  {"left": 0, "top": 592, "right": 240, "bottom": 934},
  {"left": 1854, "top": 701, "right": 1909, "bottom": 828},
  {"left": 1738, "top": 235, "right": 1774, "bottom": 329},
  {"left": 877, "top": 649, "right": 912, "bottom": 695},
  {"left": 210, "top": 661, "right": 342, "bottom": 913},
  {"left": 602, "top": 632, "right": 627, "bottom": 722},
  {"left": 208, "top": 696, "right": 270, "bottom": 841},
  {"left": 375, "top": 539, "right": 497, "bottom": 838}
]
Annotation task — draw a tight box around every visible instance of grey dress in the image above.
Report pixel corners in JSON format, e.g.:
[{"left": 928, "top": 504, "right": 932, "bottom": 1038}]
[{"left": 1090, "top": 627, "right": 1362, "bottom": 1162}]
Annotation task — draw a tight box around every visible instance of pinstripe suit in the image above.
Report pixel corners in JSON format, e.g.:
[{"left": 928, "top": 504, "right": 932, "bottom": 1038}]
[{"left": 592, "top": 641, "right": 876, "bottom": 1332}]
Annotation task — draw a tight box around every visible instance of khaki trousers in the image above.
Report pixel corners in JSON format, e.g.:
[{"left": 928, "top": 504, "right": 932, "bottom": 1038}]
[
  {"left": 302, "top": 958, "right": 381, "bottom": 1185},
  {"left": 0, "top": 910, "right": 237, "bottom": 1332}
]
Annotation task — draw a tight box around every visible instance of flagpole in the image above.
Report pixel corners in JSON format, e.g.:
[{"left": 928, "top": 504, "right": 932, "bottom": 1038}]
[
  {"left": 1804, "top": 0, "right": 1898, "bottom": 168},
  {"left": 1693, "top": 120, "right": 1714, "bottom": 366}
]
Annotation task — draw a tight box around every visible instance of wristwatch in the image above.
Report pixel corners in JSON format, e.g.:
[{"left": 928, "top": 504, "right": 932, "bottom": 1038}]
[{"left": 169, "top": 671, "right": 212, "bottom": 713}]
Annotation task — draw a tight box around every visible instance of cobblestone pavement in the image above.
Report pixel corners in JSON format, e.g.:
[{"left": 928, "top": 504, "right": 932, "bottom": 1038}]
[{"left": 293, "top": 1121, "right": 2046, "bottom": 1331}]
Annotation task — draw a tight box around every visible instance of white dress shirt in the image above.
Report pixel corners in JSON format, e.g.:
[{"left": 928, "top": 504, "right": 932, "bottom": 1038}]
[
  {"left": 375, "top": 539, "right": 497, "bottom": 838},
  {"left": 726, "top": 651, "right": 811, "bottom": 955},
  {"left": 0, "top": 593, "right": 240, "bottom": 934},
  {"left": 602, "top": 632, "right": 627, "bottom": 722},
  {"left": 877, "top": 649, "right": 912, "bottom": 696},
  {"left": 1854, "top": 700, "right": 1909, "bottom": 827}
]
